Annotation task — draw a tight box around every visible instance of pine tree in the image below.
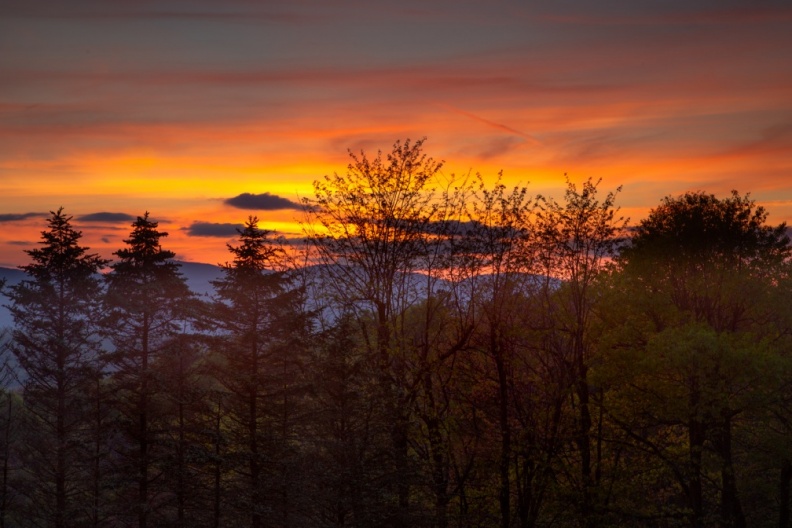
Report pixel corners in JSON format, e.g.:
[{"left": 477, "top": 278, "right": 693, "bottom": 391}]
[{"left": 7, "top": 208, "right": 107, "bottom": 528}]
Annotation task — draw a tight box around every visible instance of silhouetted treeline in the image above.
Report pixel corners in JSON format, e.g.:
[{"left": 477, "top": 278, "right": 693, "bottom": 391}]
[{"left": 2, "top": 139, "right": 792, "bottom": 528}]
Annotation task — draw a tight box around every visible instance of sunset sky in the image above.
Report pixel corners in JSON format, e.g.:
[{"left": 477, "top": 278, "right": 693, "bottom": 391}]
[{"left": 1, "top": 0, "right": 791, "bottom": 267}]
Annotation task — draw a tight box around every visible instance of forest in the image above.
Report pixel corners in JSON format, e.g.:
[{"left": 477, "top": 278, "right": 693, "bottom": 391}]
[{"left": 1, "top": 139, "right": 791, "bottom": 528}]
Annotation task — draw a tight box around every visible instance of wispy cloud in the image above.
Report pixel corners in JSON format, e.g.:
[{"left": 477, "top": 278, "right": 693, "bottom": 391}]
[
  {"left": 0, "top": 213, "right": 47, "bottom": 222},
  {"left": 4, "top": 1, "right": 323, "bottom": 24},
  {"left": 437, "top": 104, "right": 541, "bottom": 146}
]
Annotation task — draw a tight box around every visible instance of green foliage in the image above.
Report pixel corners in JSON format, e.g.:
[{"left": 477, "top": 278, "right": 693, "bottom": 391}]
[{"left": 598, "top": 190, "right": 792, "bottom": 527}]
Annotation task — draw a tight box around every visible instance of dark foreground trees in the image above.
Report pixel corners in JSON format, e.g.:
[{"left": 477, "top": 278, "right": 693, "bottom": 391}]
[
  {"left": 303, "top": 138, "right": 472, "bottom": 528},
  {"left": 211, "top": 217, "right": 310, "bottom": 528},
  {"left": 3, "top": 143, "right": 792, "bottom": 528}
]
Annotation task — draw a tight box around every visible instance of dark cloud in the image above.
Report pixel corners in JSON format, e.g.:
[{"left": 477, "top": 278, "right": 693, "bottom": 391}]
[
  {"left": 0, "top": 212, "right": 46, "bottom": 222},
  {"left": 77, "top": 212, "right": 136, "bottom": 223},
  {"left": 225, "top": 192, "right": 301, "bottom": 211},
  {"left": 184, "top": 222, "right": 243, "bottom": 237}
]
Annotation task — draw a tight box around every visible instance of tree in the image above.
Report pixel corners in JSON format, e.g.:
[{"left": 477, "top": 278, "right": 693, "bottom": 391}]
[
  {"left": 0, "top": 331, "right": 23, "bottom": 528},
  {"left": 155, "top": 332, "right": 211, "bottom": 528},
  {"left": 303, "top": 138, "right": 471, "bottom": 528},
  {"left": 6, "top": 209, "right": 107, "bottom": 528},
  {"left": 621, "top": 190, "right": 789, "bottom": 334},
  {"left": 533, "top": 177, "right": 627, "bottom": 528},
  {"left": 303, "top": 313, "right": 385, "bottom": 527},
  {"left": 463, "top": 176, "right": 536, "bottom": 528},
  {"left": 210, "top": 216, "right": 309, "bottom": 528},
  {"left": 104, "top": 212, "right": 192, "bottom": 528},
  {"left": 603, "top": 190, "right": 791, "bottom": 527}
]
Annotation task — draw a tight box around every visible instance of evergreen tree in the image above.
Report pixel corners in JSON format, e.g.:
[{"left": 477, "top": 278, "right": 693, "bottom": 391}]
[
  {"left": 7, "top": 208, "right": 107, "bottom": 528},
  {"left": 104, "top": 212, "right": 192, "bottom": 528},
  {"left": 211, "top": 216, "right": 309, "bottom": 528}
]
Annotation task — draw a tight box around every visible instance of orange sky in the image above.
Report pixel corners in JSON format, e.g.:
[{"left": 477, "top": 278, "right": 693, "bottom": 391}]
[{"left": 1, "top": 1, "right": 791, "bottom": 267}]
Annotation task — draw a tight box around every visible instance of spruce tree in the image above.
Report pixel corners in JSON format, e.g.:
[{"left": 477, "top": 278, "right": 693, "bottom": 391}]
[
  {"left": 7, "top": 208, "right": 107, "bottom": 528},
  {"left": 104, "top": 212, "right": 192, "bottom": 528},
  {"left": 211, "top": 216, "right": 309, "bottom": 528}
]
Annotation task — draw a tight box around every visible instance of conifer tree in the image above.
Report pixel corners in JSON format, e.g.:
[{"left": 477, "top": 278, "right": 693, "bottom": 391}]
[
  {"left": 7, "top": 208, "right": 107, "bottom": 528},
  {"left": 211, "top": 216, "right": 309, "bottom": 528},
  {"left": 104, "top": 212, "right": 192, "bottom": 528}
]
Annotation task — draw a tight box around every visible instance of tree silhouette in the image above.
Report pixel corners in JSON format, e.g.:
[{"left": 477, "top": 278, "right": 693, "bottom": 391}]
[
  {"left": 303, "top": 138, "right": 472, "bottom": 528},
  {"left": 104, "top": 212, "right": 192, "bottom": 528},
  {"left": 534, "top": 177, "right": 627, "bottom": 527},
  {"left": 7, "top": 208, "right": 107, "bottom": 528},
  {"left": 211, "top": 216, "right": 309, "bottom": 528}
]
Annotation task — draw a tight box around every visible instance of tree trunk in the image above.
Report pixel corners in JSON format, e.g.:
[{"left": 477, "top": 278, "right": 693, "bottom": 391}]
[
  {"left": 139, "top": 315, "right": 149, "bottom": 528},
  {"left": 779, "top": 459, "right": 791, "bottom": 528},
  {"left": 56, "top": 348, "right": 66, "bottom": 528},
  {"left": 576, "top": 338, "right": 594, "bottom": 528},
  {"left": 716, "top": 416, "right": 745, "bottom": 528},
  {"left": 213, "top": 395, "right": 223, "bottom": 528},
  {"left": 0, "top": 397, "right": 11, "bottom": 528},
  {"left": 495, "top": 332, "right": 511, "bottom": 528},
  {"left": 250, "top": 385, "right": 261, "bottom": 528},
  {"left": 688, "top": 417, "right": 705, "bottom": 528}
]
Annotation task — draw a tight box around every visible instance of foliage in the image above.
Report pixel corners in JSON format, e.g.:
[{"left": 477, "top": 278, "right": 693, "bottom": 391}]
[
  {"left": 210, "top": 216, "right": 311, "bottom": 528},
  {"left": 2, "top": 147, "right": 792, "bottom": 528}
]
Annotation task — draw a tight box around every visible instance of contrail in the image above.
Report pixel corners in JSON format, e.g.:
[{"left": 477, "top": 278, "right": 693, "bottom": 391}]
[{"left": 436, "top": 103, "right": 542, "bottom": 146}]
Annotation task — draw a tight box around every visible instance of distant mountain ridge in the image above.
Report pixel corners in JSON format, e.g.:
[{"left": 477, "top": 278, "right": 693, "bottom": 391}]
[
  {"left": 0, "top": 261, "right": 225, "bottom": 330},
  {"left": 0, "top": 261, "right": 555, "bottom": 330}
]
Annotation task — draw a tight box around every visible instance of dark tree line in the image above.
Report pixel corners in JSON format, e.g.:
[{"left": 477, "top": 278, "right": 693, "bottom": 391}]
[{"left": 1, "top": 139, "right": 792, "bottom": 528}]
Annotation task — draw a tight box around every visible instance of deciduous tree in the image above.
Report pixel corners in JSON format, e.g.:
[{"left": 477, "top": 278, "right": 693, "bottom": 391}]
[
  {"left": 602, "top": 191, "right": 791, "bottom": 527},
  {"left": 303, "top": 138, "right": 471, "bottom": 528}
]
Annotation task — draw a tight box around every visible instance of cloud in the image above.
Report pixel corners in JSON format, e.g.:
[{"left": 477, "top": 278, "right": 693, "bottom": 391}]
[
  {"left": 77, "top": 212, "right": 136, "bottom": 223},
  {"left": 437, "top": 104, "right": 541, "bottom": 146},
  {"left": 0, "top": 212, "right": 47, "bottom": 222},
  {"left": 184, "top": 222, "right": 243, "bottom": 237},
  {"left": 225, "top": 192, "right": 301, "bottom": 211}
]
